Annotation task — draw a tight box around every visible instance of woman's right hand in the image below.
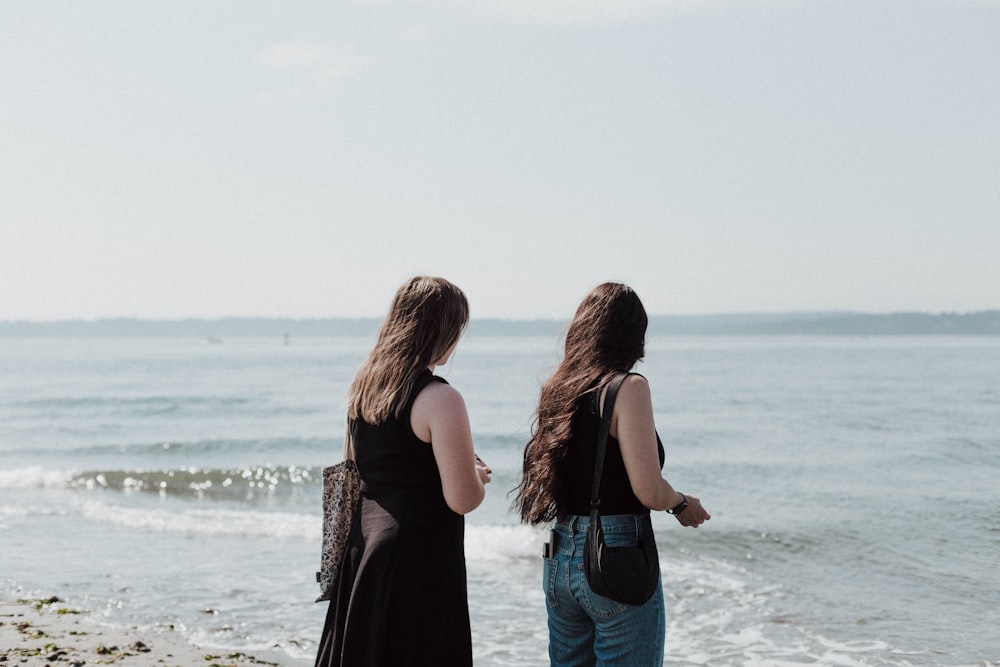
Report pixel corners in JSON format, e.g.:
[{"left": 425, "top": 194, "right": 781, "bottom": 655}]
[{"left": 673, "top": 493, "right": 710, "bottom": 528}]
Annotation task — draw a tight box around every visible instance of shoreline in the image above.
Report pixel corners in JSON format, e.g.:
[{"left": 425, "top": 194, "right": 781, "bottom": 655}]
[{"left": 0, "top": 596, "right": 289, "bottom": 667}]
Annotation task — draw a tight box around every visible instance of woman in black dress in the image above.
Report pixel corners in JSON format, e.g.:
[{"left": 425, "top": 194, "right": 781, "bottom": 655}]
[{"left": 315, "top": 276, "right": 492, "bottom": 667}]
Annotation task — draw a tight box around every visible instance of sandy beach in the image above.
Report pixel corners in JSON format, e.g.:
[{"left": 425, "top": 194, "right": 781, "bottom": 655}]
[{"left": 0, "top": 597, "right": 287, "bottom": 667}]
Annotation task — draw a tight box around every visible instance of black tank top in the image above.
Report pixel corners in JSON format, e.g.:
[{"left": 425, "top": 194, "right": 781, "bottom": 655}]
[
  {"left": 350, "top": 370, "right": 446, "bottom": 497},
  {"left": 559, "top": 376, "right": 665, "bottom": 517}
]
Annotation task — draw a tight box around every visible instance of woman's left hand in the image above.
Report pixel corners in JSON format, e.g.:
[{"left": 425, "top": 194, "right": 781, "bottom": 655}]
[
  {"left": 475, "top": 455, "right": 492, "bottom": 484},
  {"left": 673, "top": 494, "right": 710, "bottom": 527}
]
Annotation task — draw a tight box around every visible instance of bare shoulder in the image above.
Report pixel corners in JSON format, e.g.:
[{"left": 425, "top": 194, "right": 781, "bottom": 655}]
[
  {"left": 411, "top": 379, "right": 468, "bottom": 442},
  {"left": 610, "top": 373, "right": 654, "bottom": 437},
  {"left": 412, "top": 378, "right": 466, "bottom": 413},
  {"left": 618, "top": 373, "right": 652, "bottom": 402}
]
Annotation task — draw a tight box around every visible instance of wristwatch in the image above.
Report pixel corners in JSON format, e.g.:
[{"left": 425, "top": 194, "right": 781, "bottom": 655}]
[{"left": 667, "top": 493, "right": 688, "bottom": 515}]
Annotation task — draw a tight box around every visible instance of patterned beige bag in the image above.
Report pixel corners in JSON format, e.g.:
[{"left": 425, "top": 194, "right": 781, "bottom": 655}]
[{"left": 315, "top": 429, "right": 361, "bottom": 602}]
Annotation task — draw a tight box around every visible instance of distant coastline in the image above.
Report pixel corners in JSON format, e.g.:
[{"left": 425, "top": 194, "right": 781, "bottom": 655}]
[{"left": 2, "top": 311, "right": 1000, "bottom": 337}]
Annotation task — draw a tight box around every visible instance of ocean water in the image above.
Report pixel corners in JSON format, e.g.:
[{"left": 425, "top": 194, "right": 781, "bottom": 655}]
[{"left": 1, "top": 334, "right": 998, "bottom": 666}]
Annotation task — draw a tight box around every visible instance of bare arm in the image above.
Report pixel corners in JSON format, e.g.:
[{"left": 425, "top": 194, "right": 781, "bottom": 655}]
[
  {"left": 411, "top": 381, "right": 490, "bottom": 515},
  {"left": 612, "top": 374, "right": 710, "bottom": 527}
]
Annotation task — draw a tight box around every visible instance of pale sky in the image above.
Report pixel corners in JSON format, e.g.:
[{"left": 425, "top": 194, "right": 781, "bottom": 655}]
[{"left": 2, "top": 0, "right": 998, "bottom": 321}]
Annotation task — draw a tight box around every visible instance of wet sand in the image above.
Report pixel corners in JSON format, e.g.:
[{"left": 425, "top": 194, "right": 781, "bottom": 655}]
[{"left": 0, "top": 596, "right": 287, "bottom": 666}]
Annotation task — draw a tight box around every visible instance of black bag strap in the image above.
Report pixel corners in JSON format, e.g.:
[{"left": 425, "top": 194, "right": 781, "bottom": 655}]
[{"left": 590, "top": 372, "right": 630, "bottom": 511}]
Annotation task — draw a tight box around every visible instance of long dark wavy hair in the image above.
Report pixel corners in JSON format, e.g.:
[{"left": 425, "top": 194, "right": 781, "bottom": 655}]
[
  {"left": 347, "top": 276, "right": 469, "bottom": 424},
  {"left": 513, "top": 282, "right": 648, "bottom": 524}
]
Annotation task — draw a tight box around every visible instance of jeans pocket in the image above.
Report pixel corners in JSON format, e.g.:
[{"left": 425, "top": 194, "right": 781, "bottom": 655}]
[
  {"left": 575, "top": 561, "right": 629, "bottom": 618},
  {"left": 600, "top": 525, "right": 641, "bottom": 549},
  {"left": 542, "top": 556, "right": 559, "bottom": 608}
]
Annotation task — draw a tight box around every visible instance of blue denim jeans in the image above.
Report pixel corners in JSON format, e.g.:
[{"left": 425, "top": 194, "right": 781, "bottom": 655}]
[{"left": 544, "top": 514, "right": 665, "bottom": 667}]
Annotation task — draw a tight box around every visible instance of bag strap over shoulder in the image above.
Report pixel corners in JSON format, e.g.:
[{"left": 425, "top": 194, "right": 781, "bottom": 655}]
[
  {"left": 343, "top": 422, "right": 355, "bottom": 462},
  {"left": 590, "top": 372, "right": 630, "bottom": 510}
]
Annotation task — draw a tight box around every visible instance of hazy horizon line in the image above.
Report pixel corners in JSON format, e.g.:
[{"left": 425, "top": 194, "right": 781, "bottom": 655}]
[
  {"left": 3, "top": 308, "right": 1000, "bottom": 325},
  {"left": 4, "top": 311, "right": 1000, "bottom": 337}
]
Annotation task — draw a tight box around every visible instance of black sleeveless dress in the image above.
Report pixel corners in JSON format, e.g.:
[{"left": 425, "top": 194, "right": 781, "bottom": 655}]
[{"left": 314, "top": 371, "right": 472, "bottom": 667}]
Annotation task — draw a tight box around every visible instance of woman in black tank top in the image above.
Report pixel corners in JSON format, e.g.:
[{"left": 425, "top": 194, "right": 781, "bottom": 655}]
[{"left": 514, "top": 282, "right": 711, "bottom": 667}]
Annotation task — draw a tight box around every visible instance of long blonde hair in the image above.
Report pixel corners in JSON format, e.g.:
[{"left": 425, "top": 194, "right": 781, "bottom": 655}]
[{"left": 347, "top": 276, "right": 469, "bottom": 424}]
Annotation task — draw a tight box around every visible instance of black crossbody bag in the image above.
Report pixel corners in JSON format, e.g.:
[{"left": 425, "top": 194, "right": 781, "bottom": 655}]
[{"left": 583, "top": 372, "right": 660, "bottom": 605}]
